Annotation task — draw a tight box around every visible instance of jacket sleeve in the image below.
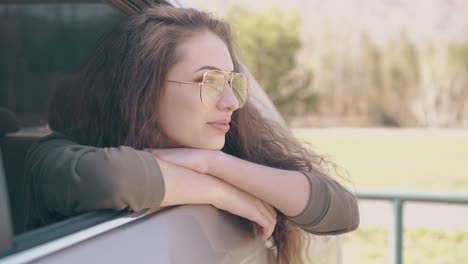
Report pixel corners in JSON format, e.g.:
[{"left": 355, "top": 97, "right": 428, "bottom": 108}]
[
  {"left": 24, "top": 132, "right": 165, "bottom": 216},
  {"left": 287, "top": 171, "right": 360, "bottom": 235}
]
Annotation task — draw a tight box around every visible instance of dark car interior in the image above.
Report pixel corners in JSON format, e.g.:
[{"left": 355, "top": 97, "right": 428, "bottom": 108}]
[
  {"left": 0, "top": 113, "right": 44, "bottom": 235},
  {"left": 0, "top": 108, "right": 129, "bottom": 258},
  {"left": 0, "top": 146, "right": 14, "bottom": 255},
  {"left": 0, "top": 0, "right": 162, "bottom": 258}
]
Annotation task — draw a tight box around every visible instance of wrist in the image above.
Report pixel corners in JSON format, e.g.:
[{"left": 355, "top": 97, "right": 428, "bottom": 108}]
[
  {"left": 206, "top": 176, "right": 226, "bottom": 207},
  {"left": 205, "top": 150, "right": 226, "bottom": 176}
]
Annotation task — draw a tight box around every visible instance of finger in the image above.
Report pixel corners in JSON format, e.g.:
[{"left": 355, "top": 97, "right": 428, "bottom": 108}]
[
  {"left": 255, "top": 201, "right": 273, "bottom": 226},
  {"left": 225, "top": 195, "right": 269, "bottom": 238},
  {"left": 260, "top": 201, "right": 276, "bottom": 227},
  {"left": 262, "top": 204, "right": 277, "bottom": 239},
  {"left": 254, "top": 203, "right": 275, "bottom": 240},
  {"left": 250, "top": 208, "right": 271, "bottom": 240},
  {"left": 263, "top": 202, "right": 277, "bottom": 221},
  {"left": 255, "top": 223, "right": 267, "bottom": 240},
  {"left": 255, "top": 223, "right": 264, "bottom": 239}
]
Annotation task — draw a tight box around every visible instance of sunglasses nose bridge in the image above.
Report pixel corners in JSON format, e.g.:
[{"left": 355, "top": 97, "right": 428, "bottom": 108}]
[
  {"left": 225, "top": 74, "right": 240, "bottom": 91},
  {"left": 217, "top": 77, "right": 240, "bottom": 110},
  {"left": 223, "top": 74, "right": 235, "bottom": 89}
]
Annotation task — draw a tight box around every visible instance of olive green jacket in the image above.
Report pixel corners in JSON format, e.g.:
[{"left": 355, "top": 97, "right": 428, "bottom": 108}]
[{"left": 24, "top": 132, "right": 359, "bottom": 235}]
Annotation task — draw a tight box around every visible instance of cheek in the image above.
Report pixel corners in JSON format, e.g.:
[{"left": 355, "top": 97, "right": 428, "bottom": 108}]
[{"left": 157, "top": 87, "right": 207, "bottom": 145}]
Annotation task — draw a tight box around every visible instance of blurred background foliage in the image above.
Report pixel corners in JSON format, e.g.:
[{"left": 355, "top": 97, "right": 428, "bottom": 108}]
[
  {"left": 225, "top": 4, "right": 468, "bottom": 128},
  {"left": 225, "top": 6, "right": 318, "bottom": 118}
]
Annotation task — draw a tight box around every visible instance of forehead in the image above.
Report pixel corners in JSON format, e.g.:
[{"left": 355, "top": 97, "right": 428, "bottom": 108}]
[{"left": 174, "top": 31, "right": 234, "bottom": 73}]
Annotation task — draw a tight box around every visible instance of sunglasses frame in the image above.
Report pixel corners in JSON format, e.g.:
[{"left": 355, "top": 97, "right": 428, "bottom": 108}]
[{"left": 166, "top": 69, "right": 249, "bottom": 108}]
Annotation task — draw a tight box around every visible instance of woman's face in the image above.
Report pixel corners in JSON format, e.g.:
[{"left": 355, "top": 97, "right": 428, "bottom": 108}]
[{"left": 156, "top": 31, "right": 240, "bottom": 150}]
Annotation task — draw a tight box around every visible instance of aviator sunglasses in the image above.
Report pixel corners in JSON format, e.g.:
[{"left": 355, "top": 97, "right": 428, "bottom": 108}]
[{"left": 166, "top": 69, "right": 249, "bottom": 108}]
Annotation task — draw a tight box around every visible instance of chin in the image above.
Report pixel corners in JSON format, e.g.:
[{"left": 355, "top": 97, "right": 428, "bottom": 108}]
[{"left": 202, "top": 139, "right": 225, "bottom": 150}]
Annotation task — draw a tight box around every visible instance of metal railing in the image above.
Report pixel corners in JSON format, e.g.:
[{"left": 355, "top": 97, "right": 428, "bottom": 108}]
[{"left": 352, "top": 189, "right": 468, "bottom": 264}]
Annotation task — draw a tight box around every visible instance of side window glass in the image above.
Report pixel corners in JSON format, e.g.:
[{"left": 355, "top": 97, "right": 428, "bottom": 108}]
[{"left": 0, "top": 3, "right": 123, "bottom": 131}]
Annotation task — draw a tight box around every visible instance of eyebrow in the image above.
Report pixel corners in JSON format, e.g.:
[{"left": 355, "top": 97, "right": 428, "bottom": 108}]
[{"left": 193, "top": 65, "right": 234, "bottom": 72}]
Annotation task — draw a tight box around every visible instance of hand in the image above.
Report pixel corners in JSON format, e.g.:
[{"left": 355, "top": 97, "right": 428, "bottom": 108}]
[
  {"left": 150, "top": 148, "right": 277, "bottom": 239},
  {"left": 145, "top": 148, "right": 217, "bottom": 175},
  {"left": 211, "top": 180, "right": 277, "bottom": 241}
]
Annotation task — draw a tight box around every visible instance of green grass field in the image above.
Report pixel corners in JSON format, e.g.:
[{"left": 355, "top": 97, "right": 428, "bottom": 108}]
[
  {"left": 292, "top": 128, "right": 468, "bottom": 191},
  {"left": 292, "top": 128, "right": 468, "bottom": 263}
]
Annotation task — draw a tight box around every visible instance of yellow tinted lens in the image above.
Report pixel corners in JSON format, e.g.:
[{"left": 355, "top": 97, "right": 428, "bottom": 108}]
[
  {"left": 231, "top": 74, "right": 248, "bottom": 107},
  {"left": 201, "top": 71, "right": 226, "bottom": 106}
]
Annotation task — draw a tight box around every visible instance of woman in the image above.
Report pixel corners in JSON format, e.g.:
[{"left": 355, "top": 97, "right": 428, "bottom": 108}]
[{"left": 24, "top": 5, "right": 359, "bottom": 263}]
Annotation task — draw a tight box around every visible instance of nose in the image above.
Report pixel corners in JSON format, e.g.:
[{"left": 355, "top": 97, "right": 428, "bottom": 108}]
[{"left": 216, "top": 83, "right": 240, "bottom": 112}]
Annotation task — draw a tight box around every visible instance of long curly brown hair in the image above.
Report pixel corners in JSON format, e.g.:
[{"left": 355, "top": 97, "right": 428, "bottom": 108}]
[{"left": 49, "top": 5, "right": 330, "bottom": 263}]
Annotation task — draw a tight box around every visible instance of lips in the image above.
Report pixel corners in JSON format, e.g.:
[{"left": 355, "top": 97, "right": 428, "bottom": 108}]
[{"left": 207, "top": 119, "right": 231, "bottom": 133}]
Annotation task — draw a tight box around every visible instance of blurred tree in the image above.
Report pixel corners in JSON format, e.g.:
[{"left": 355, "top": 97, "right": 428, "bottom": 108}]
[
  {"left": 445, "top": 42, "right": 468, "bottom": 125},
  {"left": 361, "top": 33, "right": 389, "bottom": 125},
  {"left": 225, "top": 5, "right": 317, "bottom": 119},
  {"left": 379, "top": 31, "right": 419, "bottom": 126},
  {"left": 306, "top": 25, "right": 468, "bottom": 127},
  {"left": 421, "top": 41, "right": 468, "bottom": 126}
]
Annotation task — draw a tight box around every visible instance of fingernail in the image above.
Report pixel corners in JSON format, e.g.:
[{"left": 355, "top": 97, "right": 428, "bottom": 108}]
[{"left": 257, "top": 229, "right": 264, "bottom": 240}]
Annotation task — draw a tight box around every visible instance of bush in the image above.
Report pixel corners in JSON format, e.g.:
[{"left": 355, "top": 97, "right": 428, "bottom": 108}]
[{"left": 225, "top": 6, "right": 317, "bottom": 119}]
